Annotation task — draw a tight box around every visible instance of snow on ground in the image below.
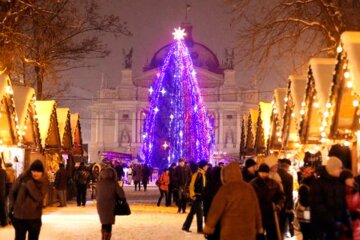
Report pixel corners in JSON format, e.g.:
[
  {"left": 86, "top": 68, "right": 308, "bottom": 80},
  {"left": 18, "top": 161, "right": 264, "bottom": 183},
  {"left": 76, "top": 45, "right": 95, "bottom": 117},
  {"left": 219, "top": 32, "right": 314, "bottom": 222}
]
[
  {"left": 0, "top": 185, "right": 301, "bottom": 240},
  {"left": 0, "top": 186, "right": 204, "bottom": 240}
]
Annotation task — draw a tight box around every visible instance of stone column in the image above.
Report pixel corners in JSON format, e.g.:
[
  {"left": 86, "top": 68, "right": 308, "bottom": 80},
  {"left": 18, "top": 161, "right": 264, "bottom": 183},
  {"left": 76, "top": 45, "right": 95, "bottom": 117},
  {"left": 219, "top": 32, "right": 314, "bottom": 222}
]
[
  {"left": 114, "top": 112, "right": 119, "bottom": 144},
  {"left": 99, "top": 113, "right": 104, "bottom": 144},
  {"left": 95, "top": 112, "right": 99, "bottom": 144},
  {"left": 236, "top": 112, "right": 241, "bottom": 146},
  {"left": 219, "top": 111, "right": 224, "bottom": 146},
  {"left": 131, "top": 111, "right": 136, "bottom": 144}
]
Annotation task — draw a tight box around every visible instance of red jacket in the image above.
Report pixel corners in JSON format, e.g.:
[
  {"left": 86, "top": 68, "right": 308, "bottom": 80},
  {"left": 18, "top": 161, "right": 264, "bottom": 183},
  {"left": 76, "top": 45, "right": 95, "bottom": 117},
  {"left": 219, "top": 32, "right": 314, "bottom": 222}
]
[
  {"left": 159, "top": 173, "right": 170, "bottom": 191},
  {"left": 345, "top": 186, "right": 360, "bottom": 239}
]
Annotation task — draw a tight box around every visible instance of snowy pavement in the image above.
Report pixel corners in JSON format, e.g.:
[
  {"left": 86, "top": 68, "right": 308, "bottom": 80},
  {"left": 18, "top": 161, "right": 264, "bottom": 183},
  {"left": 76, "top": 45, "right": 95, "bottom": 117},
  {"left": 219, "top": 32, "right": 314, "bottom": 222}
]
[
  {"left": 0, "top": 185, "right": 204, "bottom": 240},
  {"left": 0, "top": 185, "right": 301, "bottom": 239}
]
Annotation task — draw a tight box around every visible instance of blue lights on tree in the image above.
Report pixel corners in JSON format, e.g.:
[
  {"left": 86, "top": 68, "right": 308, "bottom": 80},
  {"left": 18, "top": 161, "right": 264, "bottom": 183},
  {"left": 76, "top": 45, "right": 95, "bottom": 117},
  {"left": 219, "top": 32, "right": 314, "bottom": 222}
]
[{"left": 141, "top": 28, "right": 214, "bottom": 169}]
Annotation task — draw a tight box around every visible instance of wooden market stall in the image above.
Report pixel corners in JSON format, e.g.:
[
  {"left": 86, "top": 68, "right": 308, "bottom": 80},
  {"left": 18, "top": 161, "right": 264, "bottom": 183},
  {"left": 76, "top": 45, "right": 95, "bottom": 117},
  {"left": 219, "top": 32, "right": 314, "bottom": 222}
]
[
  {"left": 268, "top": 88, "right": 287, "bottom": 151},
  {"left": 34, "top": 100, "right": 61, "bottom": 205},
  {"left": 56, "top": 108, "right": 73, "bottom": 154},
  {"left": 325, "top": 31, "right": 360, "bottom": 173},
  {"left": 0, "top": 74, "right": 20, "bottom": 172},
  {"left": 70, "top": 113, "right": 84, "bottom": 159},
  {"left": 10, "top": 85, "right": 41, "bottom": 175},
  {"left": 255, "top": 102, "right": 272, "bottom": 154},
  {"left": 281, "top": 75, "right": 307, "bottom": 150},
  {"left": 298, "top": 58, "right": 336, "bottom": 146}
]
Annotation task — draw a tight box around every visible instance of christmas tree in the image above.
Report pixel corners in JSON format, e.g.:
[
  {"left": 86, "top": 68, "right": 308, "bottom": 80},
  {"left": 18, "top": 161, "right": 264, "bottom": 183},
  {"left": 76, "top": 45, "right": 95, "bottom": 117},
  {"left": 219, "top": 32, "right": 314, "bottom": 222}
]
[{"left": 141, "top": 28, "right": 214, "bottom": 169}]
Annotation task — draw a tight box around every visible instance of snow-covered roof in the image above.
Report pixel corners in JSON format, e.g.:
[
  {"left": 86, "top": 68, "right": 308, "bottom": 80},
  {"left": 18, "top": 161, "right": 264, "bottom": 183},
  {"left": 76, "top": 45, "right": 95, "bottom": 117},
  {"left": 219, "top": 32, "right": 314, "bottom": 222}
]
[
  {"left": 70, "top": 113, "right": 79, "bottom": 139},
  {"left": 34, "top": 100, "right": 59, "bottom": 148},
  {"left": 259, "top": 102, "right": 272, "bottom": 143},
  {"left": 0, "top": 74, "right": 14, "bottom": 145},
  {"left": 0, "top": 74, "right": 11, "bottom": 97},
  {"left": 274, "top": 88, "right": 287, "bottom": 119},
  {"left": 13, "top": 86, "right": 36, "bottom": 130},
  {"left": 56, "top": 108, "right": 70, "bottom": 145},
  {"left": 242, "top": 113, "right": 248, "bottom": 138},
  {"left": 289, "top": 76, "right": 307, "bottom": 119},
  {"left": 310, "top": 58, "right": 336, "bottom": 113},
  {"left": 341, "top": 31, "right": 360, "bottom": 97},
  {"left": 250, "top": 108, "right": 259, "bottom": 142}
]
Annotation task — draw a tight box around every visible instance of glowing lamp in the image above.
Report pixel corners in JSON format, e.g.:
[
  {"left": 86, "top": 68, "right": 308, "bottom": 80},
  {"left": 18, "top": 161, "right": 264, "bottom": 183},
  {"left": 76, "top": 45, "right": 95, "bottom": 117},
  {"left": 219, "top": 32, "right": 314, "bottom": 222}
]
[
  {"left": 344, "top": 71, "right": 350, "bottom": 79},
  {"left": 347, "top": 81, "right": 353, "bottom": 88},
  {"left": 326, "top": 102, "right": 331, "bottom": 108},
  {"left": 337, "top": 46, "right": 343, "bottom": 53},
  {"left": 353, "top": 100, "right": 359, "bottom": 107}
]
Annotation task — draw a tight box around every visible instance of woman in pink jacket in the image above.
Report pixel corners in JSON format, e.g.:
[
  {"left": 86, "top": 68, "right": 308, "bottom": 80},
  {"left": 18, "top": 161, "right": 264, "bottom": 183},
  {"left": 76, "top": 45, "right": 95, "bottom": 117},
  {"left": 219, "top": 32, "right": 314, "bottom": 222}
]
[{"left": 157, "top": 169, "right": 170, "bottom": 207}]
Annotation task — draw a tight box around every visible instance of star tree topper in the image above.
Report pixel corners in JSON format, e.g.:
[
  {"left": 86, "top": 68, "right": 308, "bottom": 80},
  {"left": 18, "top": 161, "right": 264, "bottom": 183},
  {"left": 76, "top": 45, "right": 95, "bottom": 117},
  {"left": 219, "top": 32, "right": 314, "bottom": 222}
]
[{"left": 172, "top": 27, "right": 186, "bottom": 41}]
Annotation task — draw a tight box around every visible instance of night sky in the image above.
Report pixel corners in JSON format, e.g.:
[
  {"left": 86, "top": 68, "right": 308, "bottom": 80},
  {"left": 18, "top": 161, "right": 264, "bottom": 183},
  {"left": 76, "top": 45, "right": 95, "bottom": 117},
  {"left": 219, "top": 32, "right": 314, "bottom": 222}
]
[{"left": 60, "top": 0, "right": 290, "bottom": 143}]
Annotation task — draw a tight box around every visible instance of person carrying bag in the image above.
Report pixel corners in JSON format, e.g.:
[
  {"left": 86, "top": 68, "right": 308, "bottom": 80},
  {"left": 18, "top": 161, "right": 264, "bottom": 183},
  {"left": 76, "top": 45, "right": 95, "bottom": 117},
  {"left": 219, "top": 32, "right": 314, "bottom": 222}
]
[{"left": 96, "top": 167, "right": 127, "bottom": 240}]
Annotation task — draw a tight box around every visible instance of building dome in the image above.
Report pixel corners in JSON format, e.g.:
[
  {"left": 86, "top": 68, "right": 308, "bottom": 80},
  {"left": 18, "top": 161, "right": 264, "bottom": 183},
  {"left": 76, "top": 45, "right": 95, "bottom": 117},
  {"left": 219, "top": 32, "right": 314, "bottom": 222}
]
[{"left": 144, "top": 23, "right": 223, "bottom": 74}]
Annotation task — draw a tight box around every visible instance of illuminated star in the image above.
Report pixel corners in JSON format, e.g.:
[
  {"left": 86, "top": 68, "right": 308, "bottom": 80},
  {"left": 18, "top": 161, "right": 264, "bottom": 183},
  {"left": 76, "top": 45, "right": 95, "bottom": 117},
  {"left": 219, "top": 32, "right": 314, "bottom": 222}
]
[
  {"left": 172, "top": 27, "right": 186, "bottom": 41},
  {"left": 162, "top": 141, "right": 169, "bottom": 150}
]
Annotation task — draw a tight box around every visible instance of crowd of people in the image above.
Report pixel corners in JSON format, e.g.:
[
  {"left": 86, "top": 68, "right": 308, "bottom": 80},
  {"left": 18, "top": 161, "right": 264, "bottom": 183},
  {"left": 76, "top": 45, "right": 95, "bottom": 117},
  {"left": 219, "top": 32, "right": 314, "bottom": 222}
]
[
  {"left": 152, "top": 150, "right": 360, "bottom": 240},
  {"left": 2, "top": 150, "right": 360, "bottom": 240}
]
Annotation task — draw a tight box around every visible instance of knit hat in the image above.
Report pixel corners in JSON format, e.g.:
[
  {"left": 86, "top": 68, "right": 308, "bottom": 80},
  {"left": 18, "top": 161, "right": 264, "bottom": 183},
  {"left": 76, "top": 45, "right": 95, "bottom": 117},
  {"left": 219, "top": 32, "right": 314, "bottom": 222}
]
[
  {"left": 340, "top": 169, "right": 353, "bottom": 183},
  {"left": 198, "top": 160, "right": 208, "bottom": 169},
  {"left": 30, "top": 160, "right": 44, "bottom": 172},
  {"left": 325, "top": 156, "right": 343, "bottom": 173},
  {"left": 258, "top": 163, "right": 270, "bottom": 173},
  {"left": 278, "top": 158, "right": 291, "bottom": 166},
  {"left": 245, "top": 159, "right": 256, "bottom": 169}
]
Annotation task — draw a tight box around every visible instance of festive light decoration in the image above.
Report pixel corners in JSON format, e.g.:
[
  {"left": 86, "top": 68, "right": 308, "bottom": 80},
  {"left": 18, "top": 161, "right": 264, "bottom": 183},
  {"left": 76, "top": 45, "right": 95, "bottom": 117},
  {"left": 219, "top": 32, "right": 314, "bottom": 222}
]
[{"left": 141, "top": 28, "right": 214, "bottom": 168}]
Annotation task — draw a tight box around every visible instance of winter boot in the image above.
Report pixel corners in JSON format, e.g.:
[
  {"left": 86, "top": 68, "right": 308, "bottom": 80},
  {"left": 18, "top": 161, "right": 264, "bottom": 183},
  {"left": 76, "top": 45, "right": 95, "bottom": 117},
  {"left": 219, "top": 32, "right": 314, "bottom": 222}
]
[
  {"left": 101, "top": 230, "right": 106, "bottom": 240},
  {"left": 104, "top": 232, "right": 112, "bottom": 240}
]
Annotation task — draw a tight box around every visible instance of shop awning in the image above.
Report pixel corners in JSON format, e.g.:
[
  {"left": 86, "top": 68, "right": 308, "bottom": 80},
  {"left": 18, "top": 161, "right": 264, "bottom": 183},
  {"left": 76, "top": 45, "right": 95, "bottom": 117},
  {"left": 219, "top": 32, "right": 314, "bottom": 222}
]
[
  {"left": 0, "top": 74, "right": 15, "bottom": 145},
  {"left": 34, "top": 100, "right": 61, "bottom": 149},
  {"left": 12, "top": 86, "right": 40, "bottom": 148},
  {"left": 56, "top": 108, "right": 72, "bottom": 151},
  {"left": 70, "top": 113, "right": 83, "bottom": 156}
]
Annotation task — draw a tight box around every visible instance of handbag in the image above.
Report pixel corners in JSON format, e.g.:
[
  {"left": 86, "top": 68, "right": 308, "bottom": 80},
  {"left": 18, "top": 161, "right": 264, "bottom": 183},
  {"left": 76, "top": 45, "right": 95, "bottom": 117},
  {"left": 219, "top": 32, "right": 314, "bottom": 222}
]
[{"left": 114, "top": 199, "right": 131, "bottom": 216}]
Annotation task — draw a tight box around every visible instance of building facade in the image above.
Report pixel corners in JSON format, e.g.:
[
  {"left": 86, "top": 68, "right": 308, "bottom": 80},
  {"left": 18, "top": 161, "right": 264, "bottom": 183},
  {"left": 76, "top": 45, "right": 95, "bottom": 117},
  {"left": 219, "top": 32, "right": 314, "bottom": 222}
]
[{"left": 89, "top": 24, "right": 258, "bottom": 163}]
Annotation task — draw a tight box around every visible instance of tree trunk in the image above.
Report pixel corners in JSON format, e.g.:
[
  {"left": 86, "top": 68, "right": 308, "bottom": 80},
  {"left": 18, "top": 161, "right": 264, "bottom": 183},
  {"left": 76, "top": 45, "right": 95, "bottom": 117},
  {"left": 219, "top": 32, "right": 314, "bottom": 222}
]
[{"left": 35, "top": 65, "right": 43, "bottom": 100}]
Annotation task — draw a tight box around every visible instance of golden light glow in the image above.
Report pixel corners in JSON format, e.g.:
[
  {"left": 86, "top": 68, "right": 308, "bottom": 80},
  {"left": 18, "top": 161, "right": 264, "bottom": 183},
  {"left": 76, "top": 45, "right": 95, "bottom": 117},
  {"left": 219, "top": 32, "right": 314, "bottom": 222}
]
[
  {"left": 353, "top": 100, "right": 359, "bottom": 107},
  {"left": 300, "top": 110, "right": 305, "bottom": 115},
  {"left": 337, "top": 46, "right": 343, "bottom": 53},
  {"left": 347, "top": 81, "right": 353, "bottom": 88},
  {"left": 344, "top": 71, "right": 350, "bottom": 79},
  {"left": 313, "top": 102, "right": 319, "bottom": 108},
  {"left": 326, "top": 102, "right": 332, "bottom": 108}
]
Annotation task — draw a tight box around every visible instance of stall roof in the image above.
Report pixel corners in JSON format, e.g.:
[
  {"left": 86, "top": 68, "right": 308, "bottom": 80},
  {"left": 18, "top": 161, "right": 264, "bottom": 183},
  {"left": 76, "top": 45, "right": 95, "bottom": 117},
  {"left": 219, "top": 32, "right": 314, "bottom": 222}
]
[
  {"left": 310, "top": 58, "right": 336, "bottom": 113},
  {"left": 34, "top": 100, "right": 61, "bottom": 149},
  {"left": 289, "top": 75, "right": 307, "bottom": 120},
  {"left": 56, "top": 108, "right": 72, "bottom": 150},
  {"left": 70, "top": 113, "right": 83, "bottom": 156},
  {"left": 0, "top": 74, "right": 15, "bottom": 145},
  {"left": 259, "top": 102, "right": 272, "bottom": 144},
  {"left": 341, "top": 32, "right": 360, "bottom": 97},
  {"left": 12, "top": 86, "right": 40, "bottom": 148},
  {"left": 274, "top": 88, "right": 287, "bottom": 121}
]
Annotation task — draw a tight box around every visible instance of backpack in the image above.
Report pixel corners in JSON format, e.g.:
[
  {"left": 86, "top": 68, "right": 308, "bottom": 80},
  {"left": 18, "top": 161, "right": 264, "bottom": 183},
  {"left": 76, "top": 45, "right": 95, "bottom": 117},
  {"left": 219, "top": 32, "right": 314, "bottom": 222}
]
[
  {"left": 155, "top": 179, "right": 160, "bottom": 187},
  {"left": 78, "top": 170, "right": 89, "bottom": 185}
]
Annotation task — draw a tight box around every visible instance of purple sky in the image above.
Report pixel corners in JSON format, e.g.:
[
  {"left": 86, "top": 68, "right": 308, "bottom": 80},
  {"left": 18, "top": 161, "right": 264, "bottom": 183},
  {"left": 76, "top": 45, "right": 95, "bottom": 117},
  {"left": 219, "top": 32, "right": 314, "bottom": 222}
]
[{"left": 60, "top": 0, "right": 291, "bottom": 143}]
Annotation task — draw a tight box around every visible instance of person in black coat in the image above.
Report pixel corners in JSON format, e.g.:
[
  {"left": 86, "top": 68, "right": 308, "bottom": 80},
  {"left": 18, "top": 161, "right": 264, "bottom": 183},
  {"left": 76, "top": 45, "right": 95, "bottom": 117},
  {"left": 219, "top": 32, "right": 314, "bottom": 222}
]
[
  {"left": 0, "top": 163, "right": 8, "bottom": 226},
  {"left": 310, "top": 157, "right": 350, "bottom": 240},
  {"left": 174, "top": 159, "right": 192, "bottom": 213},
  {"left": 242, "top": 158, "right": 257, "bottom": 183},
  {"left": 142, "top": 164, "right": 150, "bottom": 191},
  {"left": 296, "top": 166, "right": 316, "bottom": 240},
  {"left": 251, "top": 163, "right": 285, "bottom": 240},
  {"left": 202, "top": 166, "right": 222, "bottom": 240},
  {"left": 54, "top": 163, "right": 68, "bottom": 207},
  {"left": 168, "top": 163, "right": 178, "bottom": 206},
  {"left": 277, "top": 158, "right": 294, "bottom": 237}
]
